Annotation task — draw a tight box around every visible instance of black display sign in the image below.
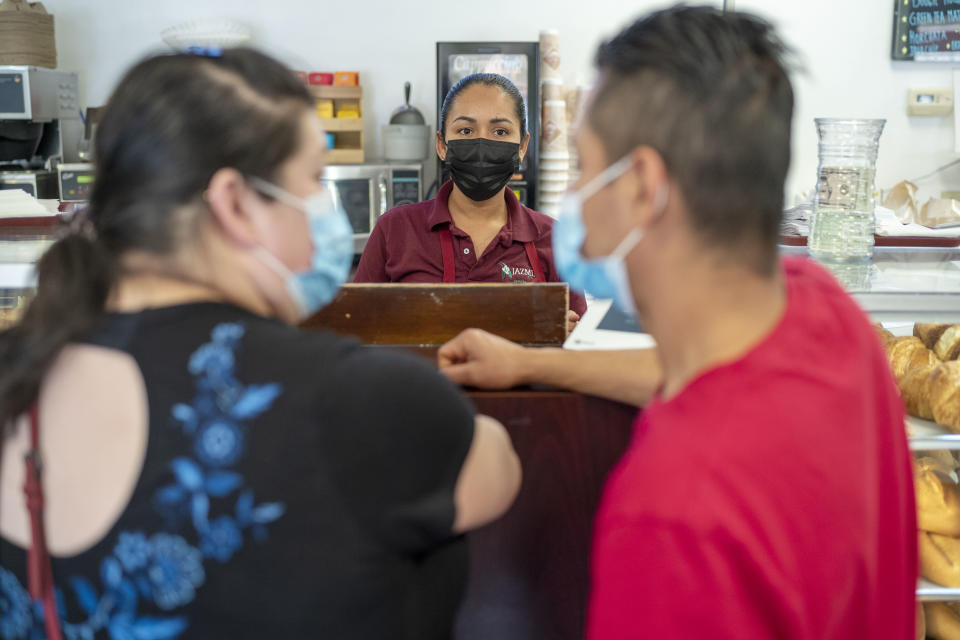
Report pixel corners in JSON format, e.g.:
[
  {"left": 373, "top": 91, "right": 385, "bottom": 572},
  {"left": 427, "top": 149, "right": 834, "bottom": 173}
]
[{"left": 893, "top": 0, "right": 960, "bottom": 61}]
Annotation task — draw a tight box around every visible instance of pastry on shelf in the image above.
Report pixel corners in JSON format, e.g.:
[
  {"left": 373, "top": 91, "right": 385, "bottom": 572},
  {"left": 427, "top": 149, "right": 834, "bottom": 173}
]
[
  {"left": 925, "top": 601, "right": 960, "bottom": 640},
  {"left": 902, "top": 364, "right": 939, "bottom": 421},
  {"left": 931, "top": 362, "right": 960, "bottom": 434},
  {"left": 920, "top": 530, "right": 960, "bottom": 588},
  {"left": 916, "top": 459, "right": 960, "bottom": 536},
  {"left": 916, "top": 324, "right": 954, "bottom": 351},
  {"left": 887, "top": 336, "right": 940, "bottom": 381},
  {"left": 934, "top": 326, "right": 960, "bottom": 362}
]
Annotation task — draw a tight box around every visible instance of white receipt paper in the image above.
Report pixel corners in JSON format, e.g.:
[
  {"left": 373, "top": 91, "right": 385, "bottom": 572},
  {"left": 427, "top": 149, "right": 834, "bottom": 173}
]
[{"left": 564, "top": 298, "right": 657, "bottom": 351}]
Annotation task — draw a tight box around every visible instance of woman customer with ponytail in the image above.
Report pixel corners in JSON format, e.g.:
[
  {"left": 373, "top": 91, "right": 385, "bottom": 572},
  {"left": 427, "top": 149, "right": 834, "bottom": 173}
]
[{"left": 0, "top": 48, "right": 520, "bottom": 640}]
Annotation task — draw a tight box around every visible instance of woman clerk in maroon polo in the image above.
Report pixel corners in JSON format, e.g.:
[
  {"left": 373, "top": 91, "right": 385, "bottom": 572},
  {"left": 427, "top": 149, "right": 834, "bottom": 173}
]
[{"left": 354, "top": 73, "right": 587, "bottom": 328}]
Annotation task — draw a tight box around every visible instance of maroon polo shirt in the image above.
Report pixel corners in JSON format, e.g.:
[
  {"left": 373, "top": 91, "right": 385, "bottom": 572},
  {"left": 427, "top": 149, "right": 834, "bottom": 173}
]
[{"left": 354, "top": 180, "right": 587, "bottom": 315}]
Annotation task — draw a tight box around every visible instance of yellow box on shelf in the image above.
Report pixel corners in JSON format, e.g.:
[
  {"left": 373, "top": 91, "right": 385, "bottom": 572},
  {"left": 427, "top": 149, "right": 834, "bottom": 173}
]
[
  {"left": 311, "top": 84, "right": 363, "bottom": 163},
  {"left": 315, "top": 99, "right": 334, "bottom": 119}
]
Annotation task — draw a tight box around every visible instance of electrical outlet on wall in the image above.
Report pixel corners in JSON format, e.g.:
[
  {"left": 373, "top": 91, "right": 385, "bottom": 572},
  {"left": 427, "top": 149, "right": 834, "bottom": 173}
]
[{"left": 908, "top": 88, "right": 953, "bottom": 116}]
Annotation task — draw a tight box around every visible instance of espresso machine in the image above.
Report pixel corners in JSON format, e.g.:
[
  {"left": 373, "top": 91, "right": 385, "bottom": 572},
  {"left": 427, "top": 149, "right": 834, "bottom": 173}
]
[{"left": 0, "top": 66, "right": 82, "bottom": 198}]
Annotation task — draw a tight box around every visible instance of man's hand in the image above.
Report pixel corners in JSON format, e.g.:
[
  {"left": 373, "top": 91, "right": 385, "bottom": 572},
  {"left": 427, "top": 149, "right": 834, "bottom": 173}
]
[
  {"left": 438, "top": 328, "right": 528, "bottom": 389},
  {"left": 566, "top": 310, "right": 580, "bottom": 335}
]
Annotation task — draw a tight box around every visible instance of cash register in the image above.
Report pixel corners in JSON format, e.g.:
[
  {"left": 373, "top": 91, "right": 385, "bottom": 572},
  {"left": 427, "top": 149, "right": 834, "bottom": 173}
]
[{"left": 0, "top": 65, "right": 82, "bottom": 199}]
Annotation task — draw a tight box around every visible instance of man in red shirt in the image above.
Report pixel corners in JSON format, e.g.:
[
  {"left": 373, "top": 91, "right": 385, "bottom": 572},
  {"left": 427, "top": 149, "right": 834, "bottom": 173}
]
[{"left": 438, "top": 6, "right": 916, "bottom": 639}]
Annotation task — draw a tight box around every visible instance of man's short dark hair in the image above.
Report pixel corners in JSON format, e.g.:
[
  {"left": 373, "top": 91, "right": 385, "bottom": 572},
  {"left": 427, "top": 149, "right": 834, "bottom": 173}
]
[{"left": 589, "top": 6, "right": 794, "bottom": 274}]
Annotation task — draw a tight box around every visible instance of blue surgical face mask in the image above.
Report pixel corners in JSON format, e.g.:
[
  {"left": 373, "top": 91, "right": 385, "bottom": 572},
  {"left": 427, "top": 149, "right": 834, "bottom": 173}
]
[
  {"left": 248, "top": 177, "right": 353, "bottom": 319},
  {"left": 552, "top": 155, "right": 667, "bottom": 316}
]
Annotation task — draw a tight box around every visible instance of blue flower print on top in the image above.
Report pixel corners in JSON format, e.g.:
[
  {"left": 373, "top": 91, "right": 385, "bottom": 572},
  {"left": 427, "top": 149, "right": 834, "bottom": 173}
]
[
  {"left": 114, "top": 532, "right": 151, "bottom": 573},
  {"left": 143, "top": 534, "right": 205, "bottom": 611},
  {"left": 3, "top": 322, "right": 287, "bottom": 639},
  {"left": 194, "top": 419, "right": 245, "bottom": 467},
  {"left": 200, "top": 516, "right": 244, "bottom": 563},
  {"left": 0, "top": 567, "right": 31, "bottom": 640}
]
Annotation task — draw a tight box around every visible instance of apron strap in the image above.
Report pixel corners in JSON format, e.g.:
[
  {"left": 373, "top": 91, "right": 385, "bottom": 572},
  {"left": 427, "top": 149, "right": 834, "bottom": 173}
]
[
  {"left": 523, "top": 242, "right": 546, "bottom": 283},
  {"left": 439, "top": 228, "right": 456, "bottom": 283},
  {"left": 24, "top": 402, "right": 63, "bottom": 640}
]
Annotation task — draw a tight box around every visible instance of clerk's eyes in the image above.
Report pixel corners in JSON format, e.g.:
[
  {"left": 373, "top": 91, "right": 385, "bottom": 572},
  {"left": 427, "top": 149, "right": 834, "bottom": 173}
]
[{"left": 456, "top": 127, "right": 473, "bottom": 136}]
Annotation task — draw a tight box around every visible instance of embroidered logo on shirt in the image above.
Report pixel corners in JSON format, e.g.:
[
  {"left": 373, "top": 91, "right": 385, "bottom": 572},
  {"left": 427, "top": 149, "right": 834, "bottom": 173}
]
[{"left": 498, "top": 261, "right": 536, "bottom": 283}]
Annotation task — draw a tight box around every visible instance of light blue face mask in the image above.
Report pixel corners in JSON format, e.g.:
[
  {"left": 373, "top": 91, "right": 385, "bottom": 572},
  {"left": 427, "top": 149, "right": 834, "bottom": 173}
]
[
  {"left": 248, "top": 177, "right": 353, "bottom": 319},
  {"left": 552, "top": 155, "right": 667, "bottom": 316}
]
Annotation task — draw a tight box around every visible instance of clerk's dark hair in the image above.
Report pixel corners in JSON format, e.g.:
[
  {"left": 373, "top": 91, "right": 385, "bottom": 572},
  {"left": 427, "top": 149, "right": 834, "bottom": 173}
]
[
  {"left": 589, "top": 6, "right": 794, "bottom": 274},
  {"left": 439, "top": 73, "right": 527, "bottom": 139},
  {"left": 0, "top": 48, "right": 312, "bottom": 429}
]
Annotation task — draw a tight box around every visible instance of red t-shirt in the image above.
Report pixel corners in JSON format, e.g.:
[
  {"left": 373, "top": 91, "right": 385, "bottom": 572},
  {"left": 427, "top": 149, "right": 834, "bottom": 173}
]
[
  {"left": 587, "top": 257, "right": 916, "bottom": 640},
  {"left": 353, "top": 180, "right": 587, "bottom": 315}
]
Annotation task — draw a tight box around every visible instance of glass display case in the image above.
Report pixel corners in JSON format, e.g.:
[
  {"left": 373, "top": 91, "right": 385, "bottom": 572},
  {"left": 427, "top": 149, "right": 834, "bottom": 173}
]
[
  {"left": 782, "top": 244, "right": 960, "bottom": 603},
  {"left": 0, "top": 222, "right": 56, "bottom": 328}
]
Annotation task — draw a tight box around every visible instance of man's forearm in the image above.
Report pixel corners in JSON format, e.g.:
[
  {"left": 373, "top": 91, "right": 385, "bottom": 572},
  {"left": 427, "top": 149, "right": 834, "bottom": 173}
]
[{"left": 518, "top": 347, "right": 661, "bottom": 407}]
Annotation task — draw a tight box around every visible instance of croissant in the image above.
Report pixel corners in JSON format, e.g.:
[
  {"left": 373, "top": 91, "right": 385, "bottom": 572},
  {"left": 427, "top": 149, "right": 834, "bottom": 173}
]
[
  {"left": 886, "top": 336, "right": 940, "bottom": 381},
  {"left": 901, "top": 364, "right": 939, "bottom": 420},
  {"left": 931, "top": 362, "right": 960, "bottom": 434},
  {"left": 936, "top": 326, "right": 960, "bottom": 361},
  {"left": 916, "top": 323, "right": 953, "bottom": 350}
]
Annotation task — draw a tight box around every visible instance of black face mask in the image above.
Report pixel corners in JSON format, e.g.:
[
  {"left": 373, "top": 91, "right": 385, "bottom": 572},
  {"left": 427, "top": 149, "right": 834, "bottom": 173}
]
[{"left": 444, "top": 138, "right": 520, "bottom": 202}]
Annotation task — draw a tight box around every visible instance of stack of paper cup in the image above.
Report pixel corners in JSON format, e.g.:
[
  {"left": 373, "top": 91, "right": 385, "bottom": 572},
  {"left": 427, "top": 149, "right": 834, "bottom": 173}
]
[
  {"left": 538, "top": 30, "right": 566, "bottom": 217},
  {"left": 565, "top": 86, "right": 584, "bottom": 187},
  {"left": 539, "top": 99, "right": 570, "bottom": 218},
  {"left": 540, "top": 30, "right": 561, "bottom": 81}
]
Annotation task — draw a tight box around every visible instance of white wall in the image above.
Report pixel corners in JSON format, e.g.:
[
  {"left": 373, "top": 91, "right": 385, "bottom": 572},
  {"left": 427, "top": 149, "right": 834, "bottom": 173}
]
[
  {"left": 738, "top": 0, "right": 960, "bottom": 202},
  {"left": 41, "top": 0, "right": 690, "bottom": 189},
  {"left": 41, "top": 0, "right": 960, "bottom": 201}
]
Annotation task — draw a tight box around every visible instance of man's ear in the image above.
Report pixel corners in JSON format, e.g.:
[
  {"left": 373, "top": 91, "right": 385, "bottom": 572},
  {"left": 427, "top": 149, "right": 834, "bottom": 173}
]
[
  {"left": 205, "top": 168, "right": 264, "bottom": 249},
  {"left": 622, "top": 146, "right": 670, "bottom": 230}
]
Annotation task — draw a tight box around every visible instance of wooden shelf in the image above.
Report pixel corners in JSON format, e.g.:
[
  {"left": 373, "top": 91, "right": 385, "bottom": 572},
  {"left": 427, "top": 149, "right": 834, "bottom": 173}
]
[
  {"left": 310, "top": 85, "right": 362, "bottom": 99},
  {"left": 320, "top": 118, "right": 363, "bottom": 132},
  {"left": 326, "top": 149, "right": 364, "bottom": 164}
]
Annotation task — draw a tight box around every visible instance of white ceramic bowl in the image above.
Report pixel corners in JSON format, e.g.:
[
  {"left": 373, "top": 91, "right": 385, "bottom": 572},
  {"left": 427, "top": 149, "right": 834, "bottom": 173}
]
[{"left": 161, "top": 20, "right": 252, "bottom": 50}]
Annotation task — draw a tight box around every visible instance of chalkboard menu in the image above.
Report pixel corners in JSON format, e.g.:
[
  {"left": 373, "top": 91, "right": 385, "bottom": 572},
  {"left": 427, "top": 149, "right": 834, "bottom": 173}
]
[{"left": 893, "top": 0, "right": 960, "bottom": 61}]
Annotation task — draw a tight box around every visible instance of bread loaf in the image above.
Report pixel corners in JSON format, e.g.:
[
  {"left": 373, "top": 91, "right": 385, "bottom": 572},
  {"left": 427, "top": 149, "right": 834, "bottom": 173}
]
[
  {"left": 916, "top": 463, "right": 960, "bottom": 536},
  {"left": 926, "top": 602, "right": 960, "bottom": 640},
  {"left": 887, "top": 336, "right": 940, "bottom": 381},
  {"left": 921, "top": 531, "right": 960, "bottom": 587},
  {"left": 931, "top": 362, "right": 960, "bottom": 434}
]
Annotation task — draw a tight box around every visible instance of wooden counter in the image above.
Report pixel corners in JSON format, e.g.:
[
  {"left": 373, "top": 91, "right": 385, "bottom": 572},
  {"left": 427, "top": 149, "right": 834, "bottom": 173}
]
[
  {"left": 456, "top": 388, "right": 636, "bottom": 640},
  {"left": 301, "top": 285, "right": 638, "bottom": 639}
]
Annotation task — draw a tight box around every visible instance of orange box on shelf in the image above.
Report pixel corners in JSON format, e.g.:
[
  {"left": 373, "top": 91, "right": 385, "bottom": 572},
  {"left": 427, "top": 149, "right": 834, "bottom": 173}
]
[{"left": 333, "top": 71, "right": 359, "bottom": 86}]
